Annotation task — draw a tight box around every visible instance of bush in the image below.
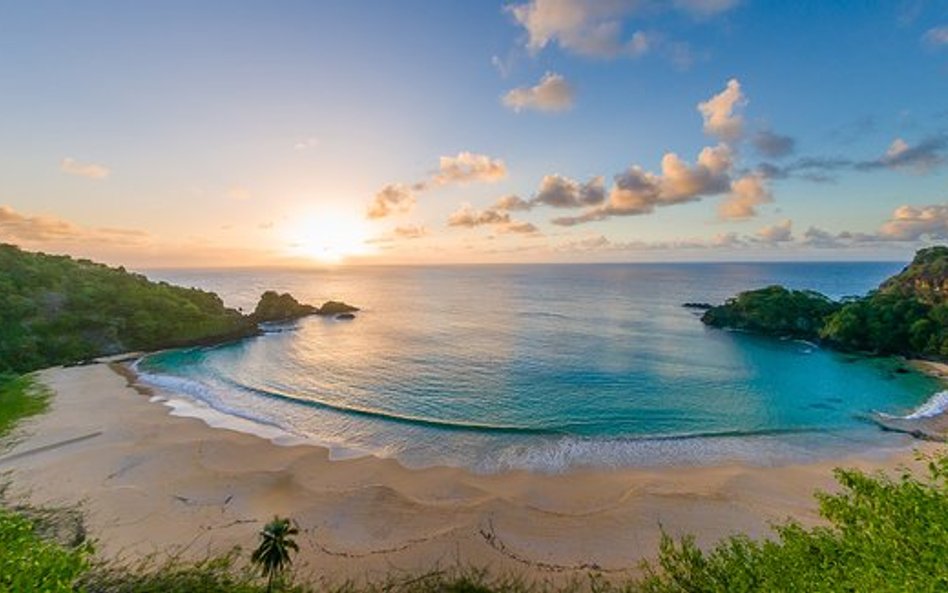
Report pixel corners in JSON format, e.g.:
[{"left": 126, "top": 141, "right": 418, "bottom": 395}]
[
  {"left": 0, "top": 507, "right": 91, "bottom": 593},
  {"left": 638, "top": 451, "right": 948, "bottom": 592}
]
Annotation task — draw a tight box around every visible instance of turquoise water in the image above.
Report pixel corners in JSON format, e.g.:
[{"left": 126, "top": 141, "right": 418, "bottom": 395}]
[{"left": 138, "top": 263, "right": 942, "bottom": 472}]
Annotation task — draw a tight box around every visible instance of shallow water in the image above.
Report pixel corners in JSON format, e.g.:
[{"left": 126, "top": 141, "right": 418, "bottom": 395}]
[{"left": 139, "top": 262, "right": 942, "bottom": 472}]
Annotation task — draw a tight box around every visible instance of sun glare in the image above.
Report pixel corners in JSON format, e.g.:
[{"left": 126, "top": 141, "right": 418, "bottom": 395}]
[{"left": 286, "top": 211, "right": 374, "bottom": 263}]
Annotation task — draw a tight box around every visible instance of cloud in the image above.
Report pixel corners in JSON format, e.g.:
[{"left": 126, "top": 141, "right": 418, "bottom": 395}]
[
  {"left": 673, "top": 0, "right": 741, "bottom": 17},
  {"left": 532, "top": 174, "right": 606, "bottom": 208},
  {"left": 752, "top": 129, "right": 795, "bottom": 158},
  {"left": 507, "top": 0, "right": 645, "bottom": 58},
  {"left": 550, "top": 143, "right": 735, "bottom": 226},
  {"left": 503, "top": 72, "right": 575, "bottom": 113},
  {"left": 447, "top": 203, "right": 539, "bottom": 235},
  {"left": 872, "top": 136, "right": 947, "bottom": 173},
  {"left": 494, "top": 194, "right": 533, "bottom": 211},
  {"left": 367, "top": 184, "right": 416, "bottom": 219},
  {"left": 760, "top": 132, "right": 948, "bottom": 182},
  {"left": 0, "top": 204, "right": 148, "bottom": 245},
  {"left": 923, "top": 26, "right": 948, "bottom": 47},
  {"left": 392, "top": 225, "right": 429, "bottom": 239},
  {"left": 697, "top": 78, "right": 745, "bottom": 141},
  {"left": 507, "top": 0, "right": 737, "bottom": 59},
  {"left": 755, "top": 219, "right": 793, "bottom": 243},
  {"left": 877, "top": 204, "right": 948, "bottom": 240},
  {"left": 433, "top": 151, "right": 507, "bottom": 185},
  {"left": 60, "top": 157, "right": 110, "bottom": 179},
  {"left": 366, "top": 151, "right": 508, "bottom": 219},
  {"left": 719, "top": 173, "right": 772, "bottom": 220},
  {"left": 447, "top": 204, "right": 512, "bottom": 227},
  {"left": 293, "top": 137, "right": 319, "bottom": 150}
]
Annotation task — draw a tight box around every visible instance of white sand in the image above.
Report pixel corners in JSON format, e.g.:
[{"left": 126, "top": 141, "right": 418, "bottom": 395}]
[{"left": 0, "top": 363, "right": 941, "bottom": 583}]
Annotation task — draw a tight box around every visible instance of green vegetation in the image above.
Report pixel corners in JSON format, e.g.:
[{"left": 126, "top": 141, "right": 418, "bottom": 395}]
[
  {"left": 0, "top": 244, "right": 257, "bottom": 374},
  {"left": 0, "top": 507, "right": 90, "bottom": 593},
  {"left": 700, "top": 286, "right": 839, "bottom": 340},
  {"left": 251, "top": 516, "right": 300, "bottom": 593},
  {"left": 639, "top": 450, "right": 948, "bottom": 592},
  {"left": 0, "top": 374, "right": 50, "bottom": 441},
  {"left": 702, "top": 246, "right": 948, "bottom": 359},
  {"left": 3, "top": 450, "right": 948, "bottom": 591},
  {"left": 252, "top": 291, "right": 318, "bottom": 323}
]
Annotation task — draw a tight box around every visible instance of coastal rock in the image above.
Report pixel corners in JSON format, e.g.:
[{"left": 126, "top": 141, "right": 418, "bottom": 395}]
[
  {"left": 682, "top": 302, "right": 713, "bottom": 310},
  {"left": 334, "top": 312, "right": 356, "bottom": 320},
  {"left": 251, "top": 291, "right": 317, "bottom": 323},
  {"left": 317, "top": 300, "right": 360, "bottom": 316}
]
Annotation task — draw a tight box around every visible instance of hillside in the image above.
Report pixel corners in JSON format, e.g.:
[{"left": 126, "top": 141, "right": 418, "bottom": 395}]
[
  {"left": 702, "top": 246, "right": 948, "bottom": 359},
  {"left": 0, "top": 244, "right": 257, "bottom": 374}
]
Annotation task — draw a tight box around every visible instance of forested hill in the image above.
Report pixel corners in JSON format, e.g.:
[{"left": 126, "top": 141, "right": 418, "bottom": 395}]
[
  {"left": 0, "top": 244, "right": 256, "bottom": 374},
  {"left": 701, "top": 246, "right": 948, "bottom": 360}
]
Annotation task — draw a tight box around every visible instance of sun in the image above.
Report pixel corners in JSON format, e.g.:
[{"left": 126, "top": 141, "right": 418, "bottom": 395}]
[{"left": 285, "top": 211, "right": 374, "bottom": 263}]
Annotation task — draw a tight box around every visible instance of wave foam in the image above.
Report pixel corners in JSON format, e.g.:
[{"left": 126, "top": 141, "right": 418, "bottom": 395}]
[{"left": 903, "top": 391, "right": 948, "bottom": 420}]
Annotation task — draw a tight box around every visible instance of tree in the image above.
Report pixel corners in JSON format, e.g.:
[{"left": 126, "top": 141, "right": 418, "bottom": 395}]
[{"left": 250, "top": 516, "right": 299, "bottom": 593}]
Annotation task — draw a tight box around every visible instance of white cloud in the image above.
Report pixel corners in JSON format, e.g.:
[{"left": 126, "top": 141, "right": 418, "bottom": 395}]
[
  {"left": 697, "top": 78, "right": 745, "bottom": 141},
  {"left": 878, "top": 204, "right": 948, "bottom": 241},
  {"left": 503, "top": 72, "right": 575, "bottom": 113},
  {"left": 433, "top": 152, "right": 507, "bottom": 185},
  {"left": 756, "top": 219, "right": 793, "bottom": 243},
  {"left": 0, "top": 204, "right": 148, "bottom": 245},
  {"left": 60, "top": 157, "right": 110, "bottom": 179},
  {"left": 293, "top": 137, "right": 319, "bottom": 150},
  {"left": 673, "top": 0, "right": 741, "bottom": 17},
  {"left": 923, "top": 26, "right": 948, "bottom": 47},
  {"left": 367, "top": 184, "right": 415, "bottom": 219},
  {"left": 508, "top": 0, "right": 642, "bottom": 58},
  {"left": 507, "top": 0, "right": 736, "bottom": 60},
  {"left": 719, "top": 173, "right": 772, "bottom": 220},
  {"left": 494, "top": 194, "right": 533, "bottom": 211},
  {"left": 533, "top": 174, "right": 606, "bottom": 207},
  {"left": 447, "top": 203, "right": 538, "bottom": 234},
  {"left": 550, "top": 143, "right": 735, "bottom": 226}
]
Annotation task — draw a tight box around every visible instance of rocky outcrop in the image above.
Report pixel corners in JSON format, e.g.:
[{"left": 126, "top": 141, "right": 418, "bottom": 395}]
[
  {"left": 250, "top": 291, "right": 317, "bottom": 323},
  {"left": 316, "top": 301, "right": 360, "bottom": 316}
]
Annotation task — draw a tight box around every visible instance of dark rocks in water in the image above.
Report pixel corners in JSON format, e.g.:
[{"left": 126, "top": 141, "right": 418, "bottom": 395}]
[
  {"left": 894, "top": 366, "right": 911, "bottom": 374},
  {"left": 682, "top": 302, "right": 713, "bottom": 310},
  {"left": 251, "top": 291, "right": 317, "bottom": 323},
  {"left": 334, "top": 312, "right": 356, "bottom": 320},
  {"left": 317, "top": 300, "right": 360, "bottom": 316}
]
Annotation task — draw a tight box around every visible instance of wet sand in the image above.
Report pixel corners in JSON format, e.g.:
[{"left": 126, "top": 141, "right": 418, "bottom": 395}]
[{"left": 0, "top": 363, "right": 942, "bottom": 583}]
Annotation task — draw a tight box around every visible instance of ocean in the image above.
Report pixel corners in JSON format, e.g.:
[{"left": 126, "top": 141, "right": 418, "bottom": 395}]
[{"left": 136, "top": 262, "right": 943, "bottom": 473}]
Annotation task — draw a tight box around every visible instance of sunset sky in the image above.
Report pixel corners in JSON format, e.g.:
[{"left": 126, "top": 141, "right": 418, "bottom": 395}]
[{"left": 2, "top": 1, "right": 947, "bottom": 267}]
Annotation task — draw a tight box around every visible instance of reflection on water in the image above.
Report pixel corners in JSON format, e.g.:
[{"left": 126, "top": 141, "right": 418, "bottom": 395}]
[{"left": 139, "top": 262, "right": 940, "bottom": 472}]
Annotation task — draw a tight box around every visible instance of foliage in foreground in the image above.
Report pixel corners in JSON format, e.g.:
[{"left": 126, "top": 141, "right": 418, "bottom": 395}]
[
  {"left": 252, "top": 516, "right": 300, "bottom": 593},
  {"left": 639, "top": 451, "right": 948, "bottom": 592},
  {"left": 0, "top": 506, "right": 90, "bottom": 593},
  {"left": 2, "top": 451, "right": 946, "bottom": 592},
  {"left": 0, "top": 374, "right": 49, "bottom": 442}
]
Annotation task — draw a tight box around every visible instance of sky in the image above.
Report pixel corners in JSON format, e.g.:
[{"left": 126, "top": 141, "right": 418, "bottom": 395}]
[{"left": 1, "top": 0, "right": 947, "bottom": 267}]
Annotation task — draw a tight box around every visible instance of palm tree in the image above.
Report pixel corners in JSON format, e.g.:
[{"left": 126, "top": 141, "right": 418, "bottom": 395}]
[{"left": 251, "top": 515, "right": 300, "bottom": 593}]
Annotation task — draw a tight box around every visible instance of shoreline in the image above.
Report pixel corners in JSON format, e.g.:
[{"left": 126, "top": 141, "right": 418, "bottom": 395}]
[{"left": 0, "top": 363, "right": 943, "bottom": 582}]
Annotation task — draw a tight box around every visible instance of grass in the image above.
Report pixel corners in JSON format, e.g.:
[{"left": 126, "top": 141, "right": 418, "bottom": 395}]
[{"left": 0, "top": 373, "right": 50, "bottom": 444}]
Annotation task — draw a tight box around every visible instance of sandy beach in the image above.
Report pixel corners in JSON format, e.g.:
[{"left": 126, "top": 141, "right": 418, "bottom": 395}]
[{"left": 1, "top": 363, "right": 943, "bottom": 584}]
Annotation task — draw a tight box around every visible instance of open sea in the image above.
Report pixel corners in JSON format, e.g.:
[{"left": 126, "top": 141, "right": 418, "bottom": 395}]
[{"left": 136, "top": 262, "right": 944, "bottom": 473}]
